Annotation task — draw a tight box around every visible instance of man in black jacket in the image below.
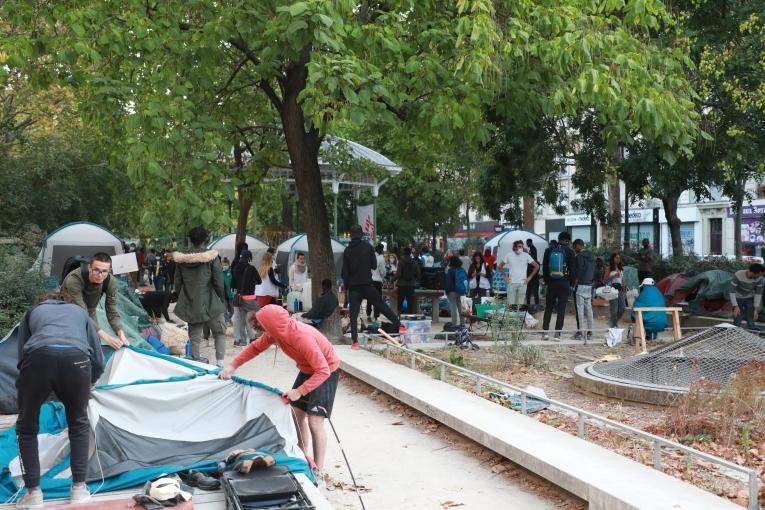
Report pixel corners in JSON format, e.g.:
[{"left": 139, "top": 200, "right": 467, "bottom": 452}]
[
  {"left": 342, "top": 225, "right": 401, "bottom": 349},
  {"left": 541, "top": 231, "right": 577, "bottom": 340},
  {"left": 301, "top": 279, "right": 339, "bottom": 329}
]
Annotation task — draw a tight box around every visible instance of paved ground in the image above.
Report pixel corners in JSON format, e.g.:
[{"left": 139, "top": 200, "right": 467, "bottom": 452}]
[{"left": 196, "top": 335, "right": 564, "bottom": 510}]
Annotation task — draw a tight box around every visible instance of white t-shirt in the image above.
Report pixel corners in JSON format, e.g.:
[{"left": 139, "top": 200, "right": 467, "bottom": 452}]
[{"left": 502, "top": 251, "right": 534, "bottom": 284}]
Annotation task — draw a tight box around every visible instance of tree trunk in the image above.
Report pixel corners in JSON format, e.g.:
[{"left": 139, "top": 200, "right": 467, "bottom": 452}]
[
  {"left": 278, "top": 51, "right": 341, "bottom": 339},
  {"left": 281, "top": 196, "right": 293, "bottom": 230},
  {"left": 662, "top": 194, "right": 683, "bottom": 256},
  {"left": 734, "top": 191, "right": 743, "bottom": 258},
  {"left": 233, "top": 145, "right": 250, "bottom": 247},
  {"left": 603, "top": 148, "right": 622, "bottom": 249},
  {"left": 523, "top": 195, "right": 535, "bottom": 231}
]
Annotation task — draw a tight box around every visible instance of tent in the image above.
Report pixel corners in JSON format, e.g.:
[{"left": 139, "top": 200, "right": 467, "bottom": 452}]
[
  {"left": 275, "top": 234, "right": 346, "bottom": 281},
  {"left": 678, "top": 270, "right": 735, "bottom": 316},
  {"left": 31, "top": 222, "right": 124, "bottom": 280},
  {"left": 483, "top": 230, "right": 548, "bottom": 267},
  {"left": 0, "top": 347, "right": 311, "bottom": 501},
  {"left": 207, "top": 234, "right": 269, "bottom": 266},
  {"left": 656, "top": 273, "right": 691, "bottom": 305}
]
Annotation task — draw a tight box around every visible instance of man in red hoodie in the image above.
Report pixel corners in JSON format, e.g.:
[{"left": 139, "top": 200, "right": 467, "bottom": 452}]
[{"left": 219, "top": 304, "right": 340, "bottom": 474}]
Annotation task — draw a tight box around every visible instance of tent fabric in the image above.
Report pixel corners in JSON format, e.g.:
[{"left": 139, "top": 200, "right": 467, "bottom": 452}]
[
  {"left": 678, "top": 270, "right": 735, "bottom": 314},
  {"left": 30, "top": 222, "right": 124, "bottom": 279},
  {"left": 623, "top": 266, "right": 639, "bottom": 291},
  {"left": 0, "top": 347, "right": 310, "bottom": 501},
  {"left": 656, "top": 273, "right": 689, "bottom": 300},
  {"left": 207, "top": 234, "right": 269, "bottom": 267},
  {"left": 482, "top": 231, "right": 548, "bottom": 269},
  {"left": 275, "top": 235, "right": 346, "bottom": 281}
]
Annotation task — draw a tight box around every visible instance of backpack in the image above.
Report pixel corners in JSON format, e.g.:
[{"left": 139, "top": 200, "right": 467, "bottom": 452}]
[
  {"left": 548, "top": 247, "right": 568, "bottom": 280},
  {"left": 61, "top": 256, "right": 110, "bottom": 297},
  {"left": 453, "top": 268, "right": 468, "bottom": 296}
]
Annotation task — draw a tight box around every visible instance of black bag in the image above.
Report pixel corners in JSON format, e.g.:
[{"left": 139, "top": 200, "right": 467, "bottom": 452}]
[
  {"left": 60, "top": 256, "right": 110, "bottom": 297},
  {"left": 222, "top": 465, "right": 308, "bottom": 510},
  {"left": 420, "top": 267, "right": 444, "bottom": 290}
]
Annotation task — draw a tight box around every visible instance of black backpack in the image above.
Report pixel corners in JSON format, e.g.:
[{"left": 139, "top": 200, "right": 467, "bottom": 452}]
[{"left": 61, "top": 256, "right": 110, "bottom": 297}]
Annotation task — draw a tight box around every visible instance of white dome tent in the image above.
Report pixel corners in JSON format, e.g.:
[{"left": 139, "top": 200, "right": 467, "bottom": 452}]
[
  {"left": 483, "top": 230, "right": 548, "bottom": 266},
  {"left": 275, "top": 234, "right": 346, "bottom": 283},
  {"left": 31, "top": 221, "right": 124, "bottom": 279},
  {"left": 207, "top": 234, "right": 269, "bottom": 266}
]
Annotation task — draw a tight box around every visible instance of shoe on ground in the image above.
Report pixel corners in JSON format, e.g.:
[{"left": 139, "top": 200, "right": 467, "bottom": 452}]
[
  {"left": 571, "top": 332, "right": 583, "bottom": 341},
  {"left": 398, "top": 324, "right": 408, "bottom": 334},
  {"left": 16, "top": 488, "right": 43, "bottom": 509},
  {"left": 552, "top": 333, "right": 561, "bottom": 342},
  {"left": 351, "top": 342, "right": 360, "bottom": 350},
  {"left": 216, "top": 360, "right": 224, "bottom": 368},
  {"left": 70, "top": 482, "right": 90, "bottom": 504},
  {"left": 542, "top": 333, "right": 550, "bottom": 341},
  {"left": 182, "top": 469, "right": 220, "bottom": 490},
  {"left": 233, "top": 339, "right": 246, "bottom": 347}
]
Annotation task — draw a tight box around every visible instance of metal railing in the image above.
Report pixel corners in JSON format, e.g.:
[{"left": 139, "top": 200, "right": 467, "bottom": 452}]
[{"left": 368, "top": 341, "right": 760, "bottom": 510}]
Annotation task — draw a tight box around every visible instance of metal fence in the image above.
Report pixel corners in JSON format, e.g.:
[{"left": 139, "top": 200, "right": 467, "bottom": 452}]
[{"left": 366, "top": 341, "right": 761, "bottom": 510}]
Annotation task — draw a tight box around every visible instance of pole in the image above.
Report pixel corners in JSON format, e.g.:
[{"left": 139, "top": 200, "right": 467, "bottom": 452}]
[
  {"left": 373, "top": 197, "right": 377, "bottom": 242},
  {"left": 334, "top": 190, "right": 338, "bottom": 237}
]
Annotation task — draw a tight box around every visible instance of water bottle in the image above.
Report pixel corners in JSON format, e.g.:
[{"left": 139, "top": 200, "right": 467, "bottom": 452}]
[
  {"left": 402, "top": 297, "right": 408, "bottom": 313},
  {"left": 293, "top": 297, "right": 299, "bottom": 312}
]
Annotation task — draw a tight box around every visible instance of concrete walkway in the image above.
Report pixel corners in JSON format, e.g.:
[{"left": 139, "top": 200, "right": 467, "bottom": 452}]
[
  {"left": 338, "top": 346, "right": 742, "bottom": 510},
  {"left": 220, "top": 343, "right": 562, "bottom": 510}
]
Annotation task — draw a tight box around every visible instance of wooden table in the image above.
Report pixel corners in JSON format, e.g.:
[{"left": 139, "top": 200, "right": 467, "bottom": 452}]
[
  {"left": 633, "top": 306, "right": 682, "bottom": 355},
  {"left": 383, "top": 288, "right": 444, "bottom": 323}
]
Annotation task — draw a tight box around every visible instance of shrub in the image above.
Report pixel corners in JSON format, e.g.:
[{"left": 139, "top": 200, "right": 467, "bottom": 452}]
[{"left": 0, "top": 246, "right": 46, "bottom": 337}]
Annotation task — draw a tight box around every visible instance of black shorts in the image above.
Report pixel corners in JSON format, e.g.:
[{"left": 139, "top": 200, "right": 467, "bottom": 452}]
[{"left": 291, "top": 369, "right": 339, "bottom": 418}]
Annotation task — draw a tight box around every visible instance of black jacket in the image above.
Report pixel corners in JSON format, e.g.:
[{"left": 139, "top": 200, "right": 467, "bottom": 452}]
[
  {"left": 232, "top": 262, "right": 262, "bottom": 295},
  {"left": 342, "top": 238, "right": 376, "bottom": 287},
  {"left": 303, "top": 291, "right": 339, "bottom": 321}
]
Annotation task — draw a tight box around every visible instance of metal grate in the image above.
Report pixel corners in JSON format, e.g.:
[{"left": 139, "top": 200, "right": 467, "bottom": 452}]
[{"left": 589, "top": 325, "right": 765, "bottom": 390}]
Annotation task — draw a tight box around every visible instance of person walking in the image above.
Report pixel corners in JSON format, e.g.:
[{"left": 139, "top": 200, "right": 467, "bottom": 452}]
[
  {"left": 15, "top": 292, "right": 105, "bottom": 509},
  {"left": 541, "top": 231, "right": 577, "bottom": 340},
  {"left": 343, "top": 225, "right": 402, "bottom": 349},
  {"left": 525, "top": 239, "right": 540, "bottom": 306},
  {"left": 498, "top": 240, "right": 539, "bottom": 309},
  {"left": 394, "top": 247, "right": 420, "bottom": 313},
  {"left": 637, "top": 238, "right": 654, "bottom": 283},
  {"left": 730, "top": 263, "right": 765, "bottom": 330},
  {"left": 171, "top": 227, "right": 227, "bottom": 366},
  {"left": 603, "top": 253, "right": 626, "bottom": 328},
  {"left": 572, "top": 239, "right": 595, "bottom": 343},
  {"left": 231, "top": 250, "right": 262, "bottom": 347},
  {"left": 219, "top": 305, "right": 339, "bottom": 479},
  {"left": 366, "top": 243, "right": 387, "bottom": 321},
  {"left": 444, "top": 257, "right": 468, "bottom": 327}
]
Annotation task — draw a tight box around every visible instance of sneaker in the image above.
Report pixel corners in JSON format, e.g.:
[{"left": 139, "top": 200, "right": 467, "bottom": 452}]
[
  {"left": 351, "top": 342, "right": 360, "bottom": 350},
  {"left": 552, "top": 333, "right": 561, "bottom": 342},
  {"left": 571, "top": 332, "right": 583, "bottom": 341},
  {"left": 233, "top": 339, "right": 246, "bottom": 347},
  {"left": 585, "top": 332, "right": 592, "bottom": 344},
  {"left": 70, "top": 483, "right": 91, "bottom": 504},
  {"left": 16, "top": 488, "right": 43, "bottom": 509},
  {"left": 216, "top": 360, "right": 225, "bottom": 368},
  {"left": 542, "top": 333, "right": 550, "bottom": 341},
  {"left": 398, "top": 324, "right": 408, "bottom": 334}
]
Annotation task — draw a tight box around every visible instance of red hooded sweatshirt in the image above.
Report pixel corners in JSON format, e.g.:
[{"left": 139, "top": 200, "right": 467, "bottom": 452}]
[{"left": 230, "top": 305, "right": 340, "bottom": 395}]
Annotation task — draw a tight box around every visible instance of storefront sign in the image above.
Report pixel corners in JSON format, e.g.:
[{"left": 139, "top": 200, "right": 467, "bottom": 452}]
[{"left": 727, "top": 205, "right": 765, "bottom": 218}]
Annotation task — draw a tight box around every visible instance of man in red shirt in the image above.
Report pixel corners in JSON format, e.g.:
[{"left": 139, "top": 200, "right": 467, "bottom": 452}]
[{"left": 219, "top": 305, "right": 340, "bottom": 474}]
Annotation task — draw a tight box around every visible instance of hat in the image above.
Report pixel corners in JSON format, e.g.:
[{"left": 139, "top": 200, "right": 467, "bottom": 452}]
[
  {"left": 149, "top": 477, "right": 192, "bottom": 502},
  {"left": 640, "top": 277, "right": 655, "bottom": 287},
  {"left": 240, "top": 250, "right": 253, "bottom": 261}
]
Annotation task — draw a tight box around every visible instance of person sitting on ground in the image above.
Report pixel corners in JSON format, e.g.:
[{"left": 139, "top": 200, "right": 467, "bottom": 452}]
[
  {"left": 288, "top": 252, "right": 308, "bottom": 293},
  {"left": 219, "top": 305, "right": 340, "bottom": 479},
  {"left": 300, "top": 279, "right": 339, "bottom": 327},
  {"left": 61, "top": 252, "right": 127, "bottom": 350},
  {"left": 15, "top": 292, "right": 105, "bottom": 509},
  {"left": 171, "top": 227, "right": 227, "bottom": 367},
  {"left": 631, "top": 278, "right": 668, "bottom": 341},
  {"left": 730, "top": 263, "right": 765, "bottom": 330},
  {"left": 255, "top": 251, "right": 287, "bottom": 308}
]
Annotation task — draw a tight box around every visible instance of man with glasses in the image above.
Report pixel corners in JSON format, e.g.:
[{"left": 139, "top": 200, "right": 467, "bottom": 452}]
[{"left": 61, "top": 252, "right": 127, "bottom": 349}]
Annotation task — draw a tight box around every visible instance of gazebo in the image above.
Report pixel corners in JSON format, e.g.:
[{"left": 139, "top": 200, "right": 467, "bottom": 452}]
[{"left": 267, "top": 136, "right": 402, "bottom": 236}]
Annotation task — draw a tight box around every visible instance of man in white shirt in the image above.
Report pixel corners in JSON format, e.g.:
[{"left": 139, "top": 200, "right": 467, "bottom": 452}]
[{"left": 499, "top": 240, "right": 539, "bottom": 308}]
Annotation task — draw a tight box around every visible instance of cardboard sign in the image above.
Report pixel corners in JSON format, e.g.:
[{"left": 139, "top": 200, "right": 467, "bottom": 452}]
[{"left": 110, "top": 252, "right": 138, "bottom": 275}]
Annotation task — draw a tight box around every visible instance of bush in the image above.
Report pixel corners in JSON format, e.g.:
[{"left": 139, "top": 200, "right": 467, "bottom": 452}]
[{"left": 0, "top": 246, "right": 46, "bottom": 337}]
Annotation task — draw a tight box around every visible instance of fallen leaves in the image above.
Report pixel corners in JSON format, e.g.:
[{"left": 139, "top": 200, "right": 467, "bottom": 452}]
[{"left": 440, "top": 501, "right": 464, "bottom": 509}]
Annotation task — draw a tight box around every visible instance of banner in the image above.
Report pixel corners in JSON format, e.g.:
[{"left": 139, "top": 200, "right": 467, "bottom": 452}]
[{"left": 356, "top": 204, "right": 375, "bottom": 240}]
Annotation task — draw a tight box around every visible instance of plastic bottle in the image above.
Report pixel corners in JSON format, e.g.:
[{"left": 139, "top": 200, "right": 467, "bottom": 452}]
[
  {"left": 402, "top": 297, "right": 408, "bottom": 313},
  {"left": 293, "top": 297, "right": 299, "bottom": 312}
]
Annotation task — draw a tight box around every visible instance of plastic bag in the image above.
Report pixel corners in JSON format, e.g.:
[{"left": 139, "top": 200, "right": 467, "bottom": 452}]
[
  {"left": 605, "top": 328, "right": 624, "bottom": 347},
  {"left": 595, "top": 285, "right": 619, "bottom": 301},
  {"left": 524, "top": 314, "right": 539, "bottom": 329},
  {"left": 625, "top": 288, "right": 639, "bottom": 307}
]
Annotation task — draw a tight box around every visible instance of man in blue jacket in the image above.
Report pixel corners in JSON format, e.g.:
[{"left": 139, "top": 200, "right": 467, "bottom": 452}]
[{"left": 631, "top": 278, "right": 667, "bottom": 341}]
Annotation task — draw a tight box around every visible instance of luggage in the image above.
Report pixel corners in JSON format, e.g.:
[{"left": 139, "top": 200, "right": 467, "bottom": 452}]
[{"left": 221, "top": 465, "right": 314, "bottom": 510}]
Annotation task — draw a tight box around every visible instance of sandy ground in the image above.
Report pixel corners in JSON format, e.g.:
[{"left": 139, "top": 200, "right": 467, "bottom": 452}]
[{"left": 192, "top": 330, "right": 582, "bottom": 509}]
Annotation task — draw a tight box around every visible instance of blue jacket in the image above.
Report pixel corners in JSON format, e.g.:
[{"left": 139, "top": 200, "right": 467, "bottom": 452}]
[{"left": 631, "top": 286, "right": 667, "bottom": 332}]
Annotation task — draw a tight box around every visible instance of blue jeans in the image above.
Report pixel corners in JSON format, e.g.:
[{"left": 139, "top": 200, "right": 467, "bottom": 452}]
[
  {"left": 154, "top": 276, "right": 166, "bottom": 292},
  {"left": 733, "top": 297, "right": 756, "bottom": 329}
]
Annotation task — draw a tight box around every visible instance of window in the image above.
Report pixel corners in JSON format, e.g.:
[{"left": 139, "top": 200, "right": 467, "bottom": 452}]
[{"left": 709, "top": 218, "right": 722, "bottom": 255}]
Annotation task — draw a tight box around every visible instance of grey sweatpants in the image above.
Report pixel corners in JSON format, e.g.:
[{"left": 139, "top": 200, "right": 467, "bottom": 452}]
[{"left": 189, "top": 314, "right": 226, "bottom": 363}]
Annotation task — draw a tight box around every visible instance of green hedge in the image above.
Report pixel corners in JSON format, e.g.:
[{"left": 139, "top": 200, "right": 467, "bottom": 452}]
[{"left": 0, "top": 246, "right": 46, "bottom": 338}]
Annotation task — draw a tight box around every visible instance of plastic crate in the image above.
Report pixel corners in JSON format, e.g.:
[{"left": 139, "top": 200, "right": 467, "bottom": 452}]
[{"left": 474, "top": 303, "right": 504, "bottom": 318}]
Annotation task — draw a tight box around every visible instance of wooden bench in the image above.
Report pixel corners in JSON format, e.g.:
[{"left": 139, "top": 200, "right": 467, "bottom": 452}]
[{"left": 632, "top": 307, "right": 682, "bottom": 355}]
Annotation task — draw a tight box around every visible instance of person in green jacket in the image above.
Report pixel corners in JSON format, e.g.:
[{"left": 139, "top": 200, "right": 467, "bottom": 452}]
[
  {"left": 222, "top": 257, "right": 234, "bottom": 327},
  {"left": 172, "top": 227, "right": 227, "bottom": 366},
  {"left": 61, "top": 252, "right": 127, "bottom": 350}
]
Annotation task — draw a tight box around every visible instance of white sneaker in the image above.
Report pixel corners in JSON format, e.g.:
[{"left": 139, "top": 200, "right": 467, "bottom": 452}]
[
  {"left": 216, "top": 360, "right": 225, "bottom": 368},
  {"left": 16, "top": 488, "right": 43, "bottom": 509},
  {"left": 70, "top": 483, "right": 91, "bottom": 504}
]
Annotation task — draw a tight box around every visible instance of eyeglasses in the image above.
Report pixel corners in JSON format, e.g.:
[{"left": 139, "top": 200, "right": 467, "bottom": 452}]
[{"left": 90, "top": 268, "right": 110, "bottom": 276}]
